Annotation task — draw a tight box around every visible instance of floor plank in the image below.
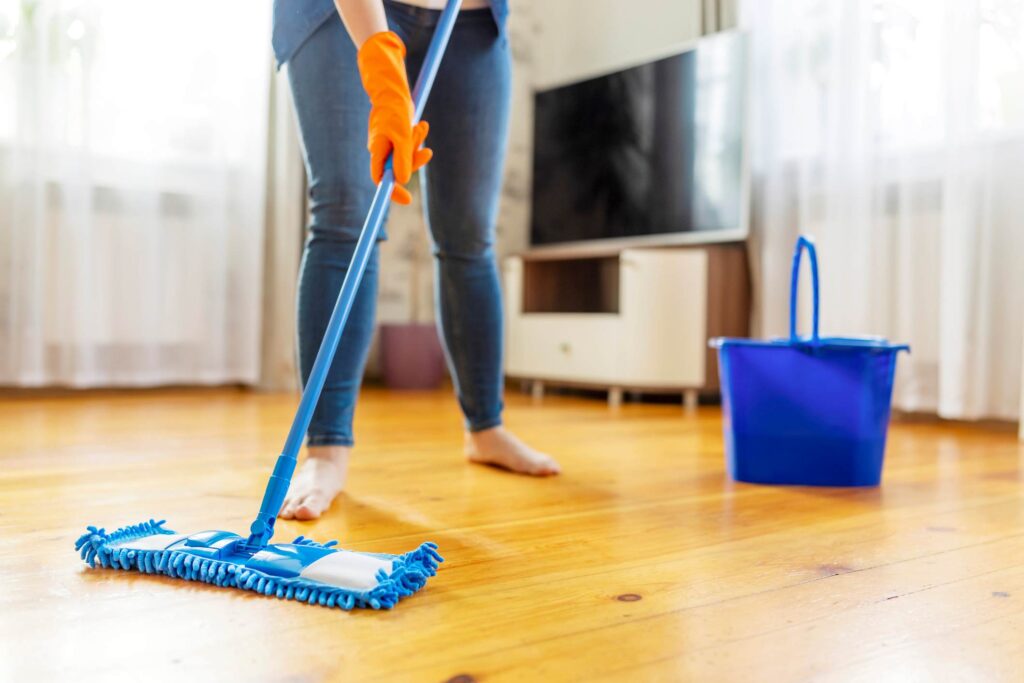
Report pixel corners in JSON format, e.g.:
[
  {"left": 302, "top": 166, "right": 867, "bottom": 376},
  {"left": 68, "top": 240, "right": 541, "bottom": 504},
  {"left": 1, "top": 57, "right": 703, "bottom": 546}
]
[{"left": 0, "top": 387, "right": 1021, "bottom": 682}]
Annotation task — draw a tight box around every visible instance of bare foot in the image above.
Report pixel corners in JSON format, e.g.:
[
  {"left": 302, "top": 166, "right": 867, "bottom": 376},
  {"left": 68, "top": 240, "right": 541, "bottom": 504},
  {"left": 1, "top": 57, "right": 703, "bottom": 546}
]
[
  {"left": 278, "top": 446, "right": 350, "bottom": 521},
  {"left": 465, "top": 426, "right": 560, "bottom": 476}
]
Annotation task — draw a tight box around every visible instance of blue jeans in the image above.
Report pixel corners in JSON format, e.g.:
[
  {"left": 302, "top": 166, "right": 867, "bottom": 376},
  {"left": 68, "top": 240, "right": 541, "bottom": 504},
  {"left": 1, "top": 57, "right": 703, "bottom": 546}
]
[{"left": 286, "top": 2, "right": 510, "bottom": 447}]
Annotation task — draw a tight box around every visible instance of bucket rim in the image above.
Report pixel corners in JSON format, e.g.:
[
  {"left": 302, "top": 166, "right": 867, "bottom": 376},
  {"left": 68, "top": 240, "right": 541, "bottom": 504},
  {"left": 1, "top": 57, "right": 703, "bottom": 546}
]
[{"left": 710, "top": 335, "right": 910, "bottom": 353}]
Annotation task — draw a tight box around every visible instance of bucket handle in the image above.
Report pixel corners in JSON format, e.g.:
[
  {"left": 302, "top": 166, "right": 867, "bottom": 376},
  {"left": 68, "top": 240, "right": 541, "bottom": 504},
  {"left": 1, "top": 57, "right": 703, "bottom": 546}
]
[{"left": 789, "top": 236, "right": 820, "bottom": 344}]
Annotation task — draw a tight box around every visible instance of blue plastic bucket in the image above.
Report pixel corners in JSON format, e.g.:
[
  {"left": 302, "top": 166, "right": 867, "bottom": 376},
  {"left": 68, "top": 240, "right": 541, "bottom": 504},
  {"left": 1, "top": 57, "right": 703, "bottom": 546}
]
[{"left": 711, "top": 237, "right": 909, "bottom": 487}]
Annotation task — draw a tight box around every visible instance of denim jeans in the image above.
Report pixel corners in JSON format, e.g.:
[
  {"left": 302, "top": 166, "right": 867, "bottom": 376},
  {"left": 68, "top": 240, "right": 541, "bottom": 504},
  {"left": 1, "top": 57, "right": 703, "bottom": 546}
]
[{"left": 286, "top": 1, "right": 510, "bottom": 446}]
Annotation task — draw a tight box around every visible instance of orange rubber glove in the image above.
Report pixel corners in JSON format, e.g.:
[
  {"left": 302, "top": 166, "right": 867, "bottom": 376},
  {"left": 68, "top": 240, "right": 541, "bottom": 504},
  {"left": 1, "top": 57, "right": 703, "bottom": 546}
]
[{"left": 357, "top": 31, "right": 432, "bottom": 205}]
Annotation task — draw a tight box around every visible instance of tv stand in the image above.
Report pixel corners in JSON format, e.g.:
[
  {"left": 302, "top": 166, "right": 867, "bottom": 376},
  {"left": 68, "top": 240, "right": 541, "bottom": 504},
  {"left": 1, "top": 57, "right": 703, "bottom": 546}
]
[{"left": 503, "top": 242, "right": 750, "bottom": 407}]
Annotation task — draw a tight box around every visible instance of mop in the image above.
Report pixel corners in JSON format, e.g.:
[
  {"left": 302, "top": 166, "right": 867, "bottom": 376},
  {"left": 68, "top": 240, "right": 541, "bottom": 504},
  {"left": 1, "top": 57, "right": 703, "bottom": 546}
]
[{"left": 74, "top": 0, "right": 463, "bottom": 610}]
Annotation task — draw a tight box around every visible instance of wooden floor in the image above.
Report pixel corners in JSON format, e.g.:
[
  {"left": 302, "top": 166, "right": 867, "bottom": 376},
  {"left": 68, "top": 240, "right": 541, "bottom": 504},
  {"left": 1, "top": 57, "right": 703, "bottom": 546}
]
[{"left": 2, "top": 388, "right": 1023, "bottom": 682}]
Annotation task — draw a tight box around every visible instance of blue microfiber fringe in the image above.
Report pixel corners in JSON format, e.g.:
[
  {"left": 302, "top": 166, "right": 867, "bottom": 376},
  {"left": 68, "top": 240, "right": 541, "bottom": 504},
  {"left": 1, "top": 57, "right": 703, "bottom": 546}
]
[{"left": 74, "top": 520, "right": 443, "bottom": 610}]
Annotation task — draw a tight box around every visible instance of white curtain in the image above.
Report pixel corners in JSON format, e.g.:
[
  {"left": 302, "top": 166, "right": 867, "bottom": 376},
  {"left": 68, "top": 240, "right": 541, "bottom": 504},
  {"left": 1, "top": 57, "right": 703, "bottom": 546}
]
[
  {"left": 0, "top": 0, "right": 271, "bottom": 387},
  {"left": 742, "top": 0, "right": 1024, "bottom": 421}
]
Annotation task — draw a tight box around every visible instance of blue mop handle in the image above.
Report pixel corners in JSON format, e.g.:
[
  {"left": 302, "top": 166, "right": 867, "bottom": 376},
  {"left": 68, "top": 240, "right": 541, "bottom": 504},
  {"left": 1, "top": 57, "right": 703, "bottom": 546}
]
[{"left": 246, "top": 0, "right": 463, "bottom": 549}]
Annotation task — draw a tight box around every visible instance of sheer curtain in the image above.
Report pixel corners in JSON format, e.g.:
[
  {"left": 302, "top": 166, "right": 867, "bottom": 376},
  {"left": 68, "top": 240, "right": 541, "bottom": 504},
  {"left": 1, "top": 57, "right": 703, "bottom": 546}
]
[
  {"left": 742, "top": 0, "right": 1024, "bottom": 420},
  {"left": 0, "top": 0, "right": 271, "bottom": 386}
]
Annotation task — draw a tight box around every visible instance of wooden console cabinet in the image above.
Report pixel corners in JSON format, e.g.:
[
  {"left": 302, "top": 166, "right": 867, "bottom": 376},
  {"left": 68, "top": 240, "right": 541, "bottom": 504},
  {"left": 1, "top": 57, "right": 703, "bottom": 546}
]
[{"left": 503, "top": 244, "right": 750, "bottom": 407}]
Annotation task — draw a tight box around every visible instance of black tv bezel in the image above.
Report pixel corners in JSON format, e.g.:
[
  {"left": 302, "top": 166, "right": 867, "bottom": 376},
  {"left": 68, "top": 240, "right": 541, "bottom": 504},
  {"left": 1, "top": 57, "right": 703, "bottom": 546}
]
[{"left": 527, "top": 30, "right": 750, "bottom": 253}]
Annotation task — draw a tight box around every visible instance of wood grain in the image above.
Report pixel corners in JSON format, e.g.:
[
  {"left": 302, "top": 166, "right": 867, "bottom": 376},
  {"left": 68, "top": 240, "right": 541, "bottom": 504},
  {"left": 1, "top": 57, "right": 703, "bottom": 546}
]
[{"left": 0, "top": 387, "right": 1021, "bottom": 682}]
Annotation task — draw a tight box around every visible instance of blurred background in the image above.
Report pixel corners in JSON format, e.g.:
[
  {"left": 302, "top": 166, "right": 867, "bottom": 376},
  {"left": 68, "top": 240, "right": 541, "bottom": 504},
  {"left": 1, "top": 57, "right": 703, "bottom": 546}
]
[{"left": 1, "top": 0, "right": 1022, "bottom": 429}]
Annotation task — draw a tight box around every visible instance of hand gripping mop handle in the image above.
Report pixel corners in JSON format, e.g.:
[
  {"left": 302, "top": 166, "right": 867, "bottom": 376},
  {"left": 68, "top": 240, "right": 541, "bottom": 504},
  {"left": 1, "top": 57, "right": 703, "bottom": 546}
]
[{"left": 245, "top": 0, "right": 463, "bottom": 551}]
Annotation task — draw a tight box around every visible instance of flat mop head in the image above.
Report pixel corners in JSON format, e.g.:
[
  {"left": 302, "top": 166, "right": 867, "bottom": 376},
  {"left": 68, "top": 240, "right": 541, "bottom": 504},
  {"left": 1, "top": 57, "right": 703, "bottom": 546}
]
[{"left": 76, "top": 519, "right": 443, "bottom": 610}]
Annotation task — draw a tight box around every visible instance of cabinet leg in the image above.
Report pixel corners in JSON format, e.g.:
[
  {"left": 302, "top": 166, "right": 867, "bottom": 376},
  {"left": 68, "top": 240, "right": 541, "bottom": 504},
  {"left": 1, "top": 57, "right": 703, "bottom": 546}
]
[
  {"left": 531, "top": 380, "right": 545, "bottom": 402},
  {"left": 683, "top": 389, "right": 699, "bottom": 413},
  {"left": 608, "top": 387, "right": 623, "bottom": 409}
]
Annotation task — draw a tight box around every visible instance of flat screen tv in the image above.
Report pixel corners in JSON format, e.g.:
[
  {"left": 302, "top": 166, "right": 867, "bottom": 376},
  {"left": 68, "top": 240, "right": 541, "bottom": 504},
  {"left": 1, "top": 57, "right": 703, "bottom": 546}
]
[{"left": 530, "top": 31, "right": 748, "bottom": 250}]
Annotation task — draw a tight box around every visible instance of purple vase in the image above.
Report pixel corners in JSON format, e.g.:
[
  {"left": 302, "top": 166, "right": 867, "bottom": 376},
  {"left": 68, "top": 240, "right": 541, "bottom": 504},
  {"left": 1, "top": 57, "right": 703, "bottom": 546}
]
[{"left": 379, "top": 323, "right": 446, "bottom": 389}]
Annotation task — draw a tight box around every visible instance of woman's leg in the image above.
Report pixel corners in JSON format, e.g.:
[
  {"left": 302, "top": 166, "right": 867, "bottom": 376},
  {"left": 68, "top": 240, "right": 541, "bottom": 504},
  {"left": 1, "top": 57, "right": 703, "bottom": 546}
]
[
  {"left": 408, "top": 8, "right": 559, "bottom": 475},
  {"left": 280, "top": 15, "right": 384, "bottom": 519}
]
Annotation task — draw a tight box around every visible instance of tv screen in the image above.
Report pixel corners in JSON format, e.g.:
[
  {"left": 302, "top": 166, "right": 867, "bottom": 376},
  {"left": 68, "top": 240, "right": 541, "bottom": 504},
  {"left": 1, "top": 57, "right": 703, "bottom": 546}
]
[{"left": 530, "top": 32, "right": 747, "bottom": 247}]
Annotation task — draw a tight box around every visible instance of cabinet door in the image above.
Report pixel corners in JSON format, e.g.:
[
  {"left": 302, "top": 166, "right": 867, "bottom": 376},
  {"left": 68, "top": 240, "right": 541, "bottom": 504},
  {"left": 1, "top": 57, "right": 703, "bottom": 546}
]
[
  {"left": 508, "top": 314, "right": 622, "bottom": 384},
  {"left": 504, "top": 256, "right": 623, "bottom": 383},
  {"left": 619, "top": 249, "right": 707, "bottom": 387}
]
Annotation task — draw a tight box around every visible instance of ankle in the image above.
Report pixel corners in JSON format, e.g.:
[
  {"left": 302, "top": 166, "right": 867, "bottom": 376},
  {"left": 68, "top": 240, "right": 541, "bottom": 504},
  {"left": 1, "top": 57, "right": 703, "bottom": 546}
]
[
  {"left": 307, "top": 445, "right": 351, "bottom": 464},
  {"left": 467, "top": 430, "right": 491, "bottom": 454},
  {"left": 467, "top": 425, "right": 504, "bottom": 443}
]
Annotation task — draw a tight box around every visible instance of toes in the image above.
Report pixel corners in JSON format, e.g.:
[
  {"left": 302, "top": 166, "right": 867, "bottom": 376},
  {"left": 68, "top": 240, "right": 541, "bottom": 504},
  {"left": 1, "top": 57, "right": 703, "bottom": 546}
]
[
  {"left": 536, "top": 463, "right": 560, "bottom": 476},
  {"left": 293, "top": 493, "right": 327, "bottom": 521},
  {"left": 294, "top": 500, "right": 323, "bottom": 521},
  {"left": 278, "top": 496, "right": 297, "bottom": 519},
  {"left": 530, "top": 456, "right": 561, "bottom": 476},
  {"left": 293, "top": 506, "right": 319, "bottom": 521},
  {"left": 301, "top": 492, "right": 326, "bottom": 511}
]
